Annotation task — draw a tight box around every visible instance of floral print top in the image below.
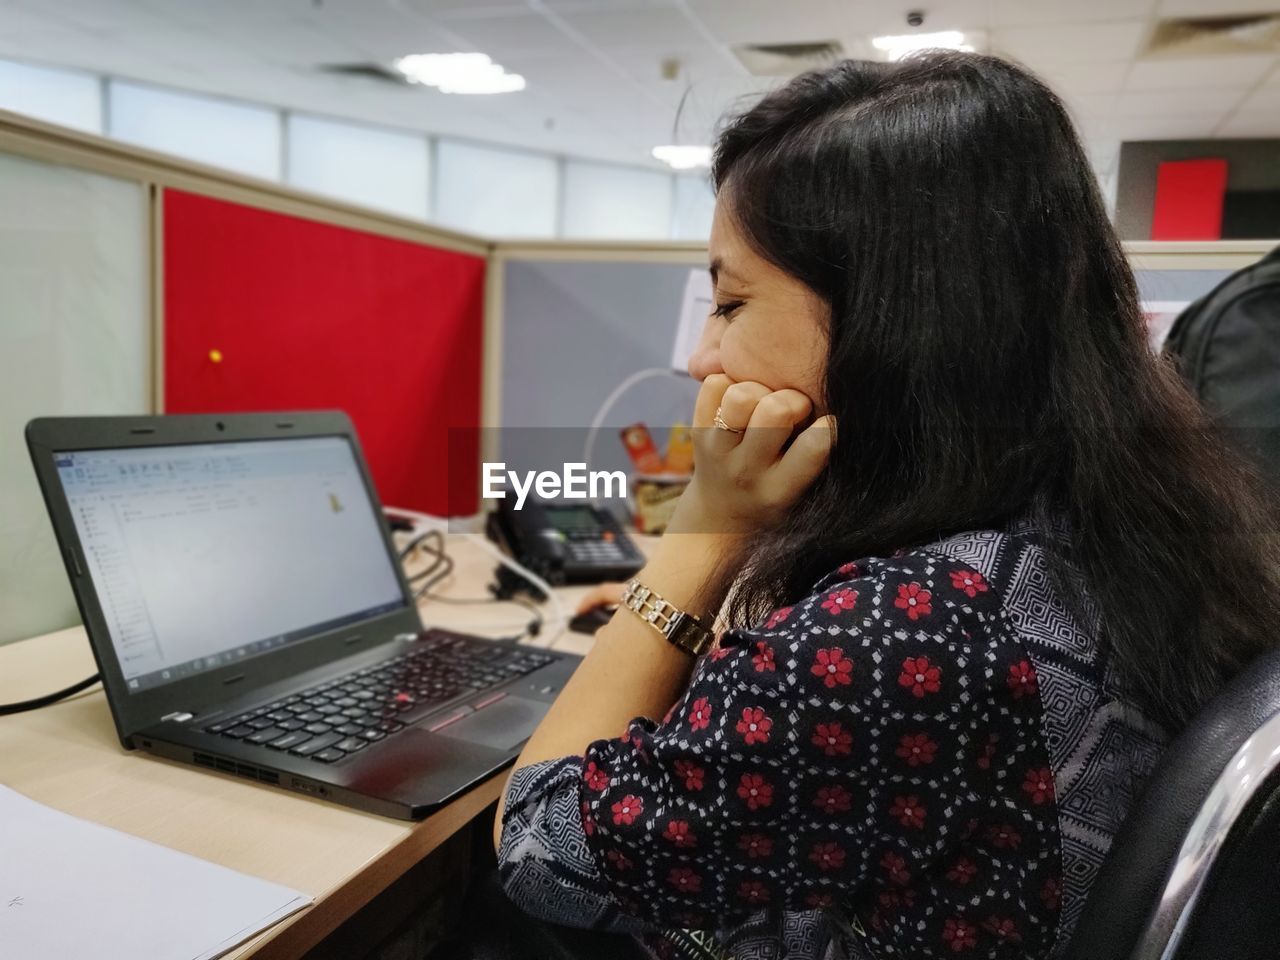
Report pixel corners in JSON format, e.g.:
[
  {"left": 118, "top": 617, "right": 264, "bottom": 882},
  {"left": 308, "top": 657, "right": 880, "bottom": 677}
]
[{"left": 497, "top": 517, "right": 1168, "bottom": 959}]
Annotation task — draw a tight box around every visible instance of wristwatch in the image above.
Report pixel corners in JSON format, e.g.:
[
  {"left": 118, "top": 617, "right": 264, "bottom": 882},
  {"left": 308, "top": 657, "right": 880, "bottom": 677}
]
[{"left": 620, "top": 579, "right": 715, "bottom": 657}]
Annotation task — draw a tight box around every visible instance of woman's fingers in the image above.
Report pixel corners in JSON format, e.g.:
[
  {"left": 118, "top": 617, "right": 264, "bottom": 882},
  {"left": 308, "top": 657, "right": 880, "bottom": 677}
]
[
  {"left": 716, "top": 381, "right": 772, "bottom": 430},
  {"left": 737, "top": 388, "right": 813, "bottom": 464},
  {"left": 692, "top": 374, "right": 734, "bottom": 429},
  {"left": 768, "top": 415, "right": 837, "bottom": 501}
]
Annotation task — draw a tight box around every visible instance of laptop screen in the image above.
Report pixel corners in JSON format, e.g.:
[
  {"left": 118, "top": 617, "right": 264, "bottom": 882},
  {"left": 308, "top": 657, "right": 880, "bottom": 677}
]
[{"left": 53, "top": 436, "right": 407, "bottom": 693}]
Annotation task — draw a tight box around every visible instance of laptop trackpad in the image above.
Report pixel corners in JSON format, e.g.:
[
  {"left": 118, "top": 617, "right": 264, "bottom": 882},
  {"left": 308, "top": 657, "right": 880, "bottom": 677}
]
[{"left": 432, "top": 696, "right": 550, "bottom": 750}]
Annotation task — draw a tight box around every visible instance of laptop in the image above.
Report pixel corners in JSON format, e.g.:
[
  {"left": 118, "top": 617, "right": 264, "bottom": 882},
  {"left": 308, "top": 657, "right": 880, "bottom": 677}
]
[{"left": 25, "top": 412, "right": 579, "bottom": 820}]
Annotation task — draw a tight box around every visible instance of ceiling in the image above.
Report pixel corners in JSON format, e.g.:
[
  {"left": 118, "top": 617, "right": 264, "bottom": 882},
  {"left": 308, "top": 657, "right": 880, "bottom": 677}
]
[{"left": 1, "top": 0, "right": 1278, "bottom": 188}]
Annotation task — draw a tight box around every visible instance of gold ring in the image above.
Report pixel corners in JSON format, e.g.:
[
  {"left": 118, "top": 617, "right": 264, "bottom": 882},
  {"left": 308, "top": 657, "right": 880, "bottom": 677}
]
[{"left": 713, "top": 407, "right": 744, "bottom": 434}]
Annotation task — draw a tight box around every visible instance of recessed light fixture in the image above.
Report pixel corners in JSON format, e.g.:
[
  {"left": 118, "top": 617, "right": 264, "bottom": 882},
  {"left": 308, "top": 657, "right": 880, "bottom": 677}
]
[
  {"left": 871, "top": 30, "right": 974, "bottom": 61},
  {"left": 652, "top": 145, "right": 713, "bottom": 169},
  {"left": 393, "top": 53, "right": 525, "bottom": 95}
]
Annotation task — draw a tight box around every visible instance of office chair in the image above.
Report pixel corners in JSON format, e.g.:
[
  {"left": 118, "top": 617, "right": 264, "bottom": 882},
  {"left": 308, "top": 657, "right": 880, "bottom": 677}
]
[{"left": 1065, "top": 648, "right": 1280, "bottom": 960}]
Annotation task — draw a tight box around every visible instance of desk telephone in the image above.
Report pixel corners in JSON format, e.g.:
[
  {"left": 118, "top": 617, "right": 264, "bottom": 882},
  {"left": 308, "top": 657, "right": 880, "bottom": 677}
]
[{"left": 486, "top": 500, "right": 645, "bottom": 588}]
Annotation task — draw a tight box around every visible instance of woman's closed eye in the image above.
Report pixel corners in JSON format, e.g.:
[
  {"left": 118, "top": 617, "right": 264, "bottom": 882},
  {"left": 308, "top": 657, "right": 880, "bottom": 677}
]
[{"left": 712, "top": 299, "right": 745, "bottom": 320}]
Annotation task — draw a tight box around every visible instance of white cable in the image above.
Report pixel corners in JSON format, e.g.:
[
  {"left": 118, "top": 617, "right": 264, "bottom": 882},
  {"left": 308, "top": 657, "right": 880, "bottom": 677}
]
[
  {"left": 384, "top": 505, "right": 568, "bottom": 648},
  {"left": 582, "top": 367, "right": 691, "bottom": 489}
]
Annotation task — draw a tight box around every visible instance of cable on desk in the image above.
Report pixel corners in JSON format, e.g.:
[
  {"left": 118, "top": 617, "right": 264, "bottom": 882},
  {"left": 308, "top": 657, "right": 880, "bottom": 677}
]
[
  {"left": 397, "top": 526, "right": 545, "bottom": 642},
  {"left": 385, "top": 506, "right": 569, "bottom": 647},
  {"left": 0, "top": 673, "right": 102, "bottom": 716}
]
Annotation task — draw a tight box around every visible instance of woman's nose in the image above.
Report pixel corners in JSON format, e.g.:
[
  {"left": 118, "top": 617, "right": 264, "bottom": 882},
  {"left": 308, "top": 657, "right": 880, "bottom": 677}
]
[{"left": 686, "top": 323, "right": 724, "bottom": 381}]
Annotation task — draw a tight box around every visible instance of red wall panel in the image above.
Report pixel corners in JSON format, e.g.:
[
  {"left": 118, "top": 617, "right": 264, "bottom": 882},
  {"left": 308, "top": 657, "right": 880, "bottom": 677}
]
[
  {"left": 164, "top": 190, "right": 483, "bottom": 515},
  {"left": 1151, "top": 158, "right": 1228, "bottom": 240}
]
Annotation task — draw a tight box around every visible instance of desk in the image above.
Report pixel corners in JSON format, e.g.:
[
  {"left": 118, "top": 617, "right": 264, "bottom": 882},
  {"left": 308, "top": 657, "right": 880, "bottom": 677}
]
[{"left": 0, "top": 532, "right": 626, "bottom": 959}]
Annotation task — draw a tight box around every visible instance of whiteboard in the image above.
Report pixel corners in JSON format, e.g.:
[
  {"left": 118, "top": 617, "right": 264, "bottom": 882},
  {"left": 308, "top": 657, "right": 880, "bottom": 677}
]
[{"left": 0, "top": 150, "right": 149, "bottom": 645}]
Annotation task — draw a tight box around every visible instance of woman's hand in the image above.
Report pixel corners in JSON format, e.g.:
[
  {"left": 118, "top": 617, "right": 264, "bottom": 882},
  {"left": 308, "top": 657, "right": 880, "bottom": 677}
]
[{"left": 668, "top": 374, "right": 836, "bottom": 537}]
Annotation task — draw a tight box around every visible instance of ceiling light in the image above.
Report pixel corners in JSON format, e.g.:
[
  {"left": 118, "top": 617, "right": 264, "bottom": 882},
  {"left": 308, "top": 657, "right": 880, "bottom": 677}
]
[
  {"left": 393, "top": 53, "right": 525, "bottom": 95},
  {"left": 871, "top": 31, "right": 974, "bottom": 61},
  {"left": 652, "top": 145, "right": 712, "bottom": 169}
]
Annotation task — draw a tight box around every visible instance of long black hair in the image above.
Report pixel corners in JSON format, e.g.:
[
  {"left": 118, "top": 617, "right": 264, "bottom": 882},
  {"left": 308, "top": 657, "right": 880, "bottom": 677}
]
[{"left": 707, "top": 52, "right": 1280, "bottom": 732}]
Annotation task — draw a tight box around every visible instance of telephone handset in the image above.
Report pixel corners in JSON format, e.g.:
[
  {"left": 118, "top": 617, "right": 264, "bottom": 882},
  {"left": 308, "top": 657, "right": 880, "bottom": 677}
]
[{"left": 486, "top": 499, "right": 645, "bottom": 587}]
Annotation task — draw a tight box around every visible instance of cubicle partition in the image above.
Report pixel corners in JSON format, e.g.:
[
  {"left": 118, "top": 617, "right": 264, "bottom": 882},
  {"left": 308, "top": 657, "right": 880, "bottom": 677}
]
[
  {"left": 0, "top": 109, "right": 488, "bottom": 644},
  {"left": 0, "top": 105, "right": 1276, "bottom": 646}
]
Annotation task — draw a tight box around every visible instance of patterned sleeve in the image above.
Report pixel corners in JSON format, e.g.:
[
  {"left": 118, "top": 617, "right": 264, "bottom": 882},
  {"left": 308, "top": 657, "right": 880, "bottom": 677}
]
[{"left": 498, "top": 549, "right": 1057, "bottom": 944}]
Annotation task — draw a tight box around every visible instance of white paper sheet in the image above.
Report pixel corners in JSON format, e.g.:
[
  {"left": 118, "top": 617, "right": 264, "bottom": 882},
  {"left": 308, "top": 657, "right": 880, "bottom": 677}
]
[
  {"left": 0, "top": 785, "right": 312, "bottom": 960},
  {"left": 671, "top": 267, "right": 714, "bottom": 373}
]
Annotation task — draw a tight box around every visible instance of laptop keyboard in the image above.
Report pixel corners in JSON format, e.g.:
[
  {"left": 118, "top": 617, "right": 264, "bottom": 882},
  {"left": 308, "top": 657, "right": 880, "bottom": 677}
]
[{"left": 203, "top": 633, "right": 556, "bottom": 764}]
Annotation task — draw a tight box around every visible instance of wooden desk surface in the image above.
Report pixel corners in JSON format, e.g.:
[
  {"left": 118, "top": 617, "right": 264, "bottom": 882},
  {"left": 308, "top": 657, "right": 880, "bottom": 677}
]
[{"left": 0, "top": 532, "right": 625, "bottom": 959}]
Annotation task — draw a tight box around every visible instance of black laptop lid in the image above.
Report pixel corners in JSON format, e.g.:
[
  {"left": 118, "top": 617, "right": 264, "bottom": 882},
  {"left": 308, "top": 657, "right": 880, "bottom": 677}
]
[{"left": 26, "top": 412, "right": 422, "bottom": 743}]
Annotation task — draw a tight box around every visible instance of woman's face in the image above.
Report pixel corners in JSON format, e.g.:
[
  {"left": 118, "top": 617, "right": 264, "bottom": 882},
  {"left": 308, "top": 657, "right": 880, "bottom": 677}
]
[{"left": 687, "top": 198, "right": 829, "bottom": 412}]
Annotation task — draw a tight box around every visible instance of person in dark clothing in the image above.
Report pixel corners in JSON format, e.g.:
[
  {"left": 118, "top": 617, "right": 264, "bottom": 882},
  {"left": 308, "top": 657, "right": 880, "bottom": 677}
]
[{"left": 490, "top": 52, "right": 1280, "bottom": 960}]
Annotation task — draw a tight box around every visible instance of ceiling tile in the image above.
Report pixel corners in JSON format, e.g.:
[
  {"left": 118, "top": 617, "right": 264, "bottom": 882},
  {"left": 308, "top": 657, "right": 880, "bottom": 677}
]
[
  {"left": 1114, "top": 86, "right": 1250, "bottom": 114},
  {"left": 1126, "top": 54, "right": 1277, "bottom": 89},
  {"left": 1156, "top": 0, "right": 1280, "bottom": 16},
  {"left": 991, "top": 20, "right": 1149, "bottom": 66},
  {"left": 1039, "top": 61, "right": 1131, "bottom": 95},
  {"left": 556, "top": 5, "right": 705, "bottom": 49},
  {"left": 407, "top": 0, "right": 530, "bottom": 16},
  {"left": 1093, "top": 111, "right": 1228, "bottom": 139},
  {"left": 993, "top": 0, "right": 1159, "bottom": 26},
  {"left": 433, "top": 12, "right": 580, "bottom": 56},
  {"left": 1234, "top": 83, "right": 1280, "bottom": 112},
  {"left": 1214, "top": 110, "right": 1280, "bottom": 137}
]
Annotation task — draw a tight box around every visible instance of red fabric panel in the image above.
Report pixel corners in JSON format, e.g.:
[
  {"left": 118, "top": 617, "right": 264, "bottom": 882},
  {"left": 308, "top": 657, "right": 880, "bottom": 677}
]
[
  {"left": 163, "top": 190, "right": 484, "bottom": 515},
  {"left": 1151, "top": 159, "right": 1228, "bottom": 240}
]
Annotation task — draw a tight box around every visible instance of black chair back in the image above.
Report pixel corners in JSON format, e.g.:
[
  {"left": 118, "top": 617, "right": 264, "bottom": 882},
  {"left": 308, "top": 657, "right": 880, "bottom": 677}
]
[{"left": 1065, "top": 649, "right": 1280, "bottom": 960}]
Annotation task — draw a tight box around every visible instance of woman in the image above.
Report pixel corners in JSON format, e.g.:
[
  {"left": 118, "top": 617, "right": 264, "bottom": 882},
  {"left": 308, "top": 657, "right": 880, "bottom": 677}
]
[{"left": 490, "top": 53, "right": 1280, "bottom": 959}]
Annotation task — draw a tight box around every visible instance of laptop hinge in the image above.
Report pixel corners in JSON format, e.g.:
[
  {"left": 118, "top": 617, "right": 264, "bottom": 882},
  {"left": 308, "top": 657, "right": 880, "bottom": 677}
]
[{"left": 160, "top": 711, "right": 194, "bottom": 723}]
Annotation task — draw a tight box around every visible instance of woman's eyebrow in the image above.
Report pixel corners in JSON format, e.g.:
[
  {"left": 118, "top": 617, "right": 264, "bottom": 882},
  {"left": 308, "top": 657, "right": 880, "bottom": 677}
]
[{"left": 709, "top": 258, "right": 749, "bottom": 287}]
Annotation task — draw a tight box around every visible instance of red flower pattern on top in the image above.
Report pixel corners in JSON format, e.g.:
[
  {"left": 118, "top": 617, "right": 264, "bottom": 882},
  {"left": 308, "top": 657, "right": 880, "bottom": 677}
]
[
  {"left": 812, "top": 722, "right": 853, "bottom": 756},
  {"left": 736, "top": 706, "right": 772, "bottom": 745},
  {"left": 899, "top": 656, "right": 942, "bottom": 697},
  {"left": 1022, "top": 767, "right": 1055, "bottom": 805},
  {"left": 949, "top": 568, "right": 990, "bottom": 597},
  {"left": 987, "top": 824, "right": 1022, "bottom": 849},
  {"left": 947, "top": 858, "right": 977, "bottom": 885},
  {"left": 583, "top": 760, "right": 610, "bottom": 792},
  {"left": 890, "top": 794, "right": 926, "bottom": 829},
  {"left": 666, "top": 866, "right": 701, "bottom": 893},
  {"left": 1041, "top": 876, "right": 1062, "bottom": 912},
  {"left": 662, "top": 819, "right": 695, "bottom": 848},
  {"left": 942, "top": 917, "right": 978, "bottom": 952},
  {"left": 1007, "top": 660, "right": 1039, "bottom": 699},
  {"left": 821, "top": 588, "right": 858, "bottom": 615},
  {"left": 737, "top": 773, "right": 774, "bottom": 810},
  {"left": 894, "top": 582, "right": 933, "bottom": 620},
  {"left": 738, "top": 832, "right": 774, "bottom": 858},
  {"left": 896, "top": 732, "right": 938, "bottom": 766},
  {"left": 811, "top": 648, "right": 853, "bottom": 688},
  {"left": 880, "top": 851, "right": 911, "bottom": 886},
  {"left": 611, "top": 795, "right": 643, "bottom": 826},
  {"left": 813, "top": 784, "right": 852, "bottom": 815},
  {"left": 764, "top": 606, "right": 793, "bottom": 629},
  {"left": 808, "top": 841, "right": 846, "bottom": 871},
  {"left": 605, "top": 848, "right": 633, "bottom": 871},
  {"left": 545, "top": 546, "right": 1077, "bottom": 960},
  {"left": 983, "top": 916, "right": 1022, "bottom": 944},
  {"left": 673, "top": 759, "right": 704, "bottom": 791}
]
